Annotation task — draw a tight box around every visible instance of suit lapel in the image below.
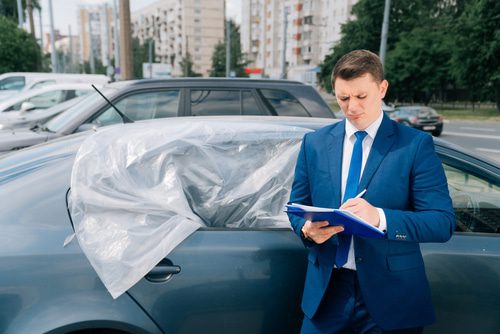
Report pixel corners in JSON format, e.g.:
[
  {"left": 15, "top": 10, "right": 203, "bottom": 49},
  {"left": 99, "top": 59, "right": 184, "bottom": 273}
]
[
  {"left": 327, "top": 120, "right": 345, "bottom": 209},
  {"left": 358, "top": 114, "right": 396, "bottom": 192}
]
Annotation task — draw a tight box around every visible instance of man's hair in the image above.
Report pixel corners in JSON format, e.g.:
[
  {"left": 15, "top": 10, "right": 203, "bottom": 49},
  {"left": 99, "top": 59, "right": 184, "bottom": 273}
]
[{"left": 331, "top": 49, "right": 384, "bottom": 84}]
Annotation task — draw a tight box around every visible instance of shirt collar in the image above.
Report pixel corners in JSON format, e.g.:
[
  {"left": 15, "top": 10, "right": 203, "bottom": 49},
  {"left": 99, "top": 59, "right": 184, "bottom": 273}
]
[{"left": 345, "top": 110, "right": 383, "bottom": 140}]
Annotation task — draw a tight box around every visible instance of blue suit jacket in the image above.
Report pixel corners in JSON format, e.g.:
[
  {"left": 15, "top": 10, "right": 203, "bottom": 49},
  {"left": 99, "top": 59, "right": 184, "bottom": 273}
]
[{"left": 289, "top": 115, "right": 455, "bottom": 330}]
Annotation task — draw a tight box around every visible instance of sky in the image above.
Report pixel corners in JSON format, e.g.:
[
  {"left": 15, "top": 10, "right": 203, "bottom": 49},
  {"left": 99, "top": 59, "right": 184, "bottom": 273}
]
[{"left": 33, "top": 0, "right": 242, "bottom": 39}]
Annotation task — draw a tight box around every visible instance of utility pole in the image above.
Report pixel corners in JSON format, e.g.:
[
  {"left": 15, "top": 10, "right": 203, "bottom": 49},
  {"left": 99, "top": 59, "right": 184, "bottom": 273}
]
[
  {"left": 225, "top": 20, "right": 231, "bottom": 77},
  {"left": 113, "top": 0, "right": 121, "bottom": 80},
  {"left": 69, "top": 25, "right": 74, "bottom": 72},
  {"left": 119, "top": 0, "right": 133, "bottom": 80},
  {"left": 26, "top": 0, "right": 35, "bottom": 37},
  {"left": 379, "top": 0, "right": 391, "bottom": 67},
  {"left": 103, "top": 4, "right": 111, "bottom": 67},
  {"left": 280, "top": 6, "right": 290, "bottom": 79},
  {"left": 48, "top": 0, "right": 58, "bottom": 72},
  {"left": 16, "top": 0, "right": 23, "bottom": 28},
  {"left": 38, "top": 8, "right": 43, "bottom": 49},
  {"left": 88, "top": 13, "right": 96, "bottom": 74}
]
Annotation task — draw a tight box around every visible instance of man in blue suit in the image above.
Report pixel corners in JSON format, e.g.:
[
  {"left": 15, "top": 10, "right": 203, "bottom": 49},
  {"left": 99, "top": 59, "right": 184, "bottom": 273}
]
[{"left": 289, "top": 50, "right": 455, "bottom": 333}]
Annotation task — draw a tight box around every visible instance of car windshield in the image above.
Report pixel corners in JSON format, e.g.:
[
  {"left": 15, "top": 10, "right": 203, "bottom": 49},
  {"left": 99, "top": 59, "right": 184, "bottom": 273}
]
[{"left": 44, "top": 87, "right": 116, "bottom": 133}]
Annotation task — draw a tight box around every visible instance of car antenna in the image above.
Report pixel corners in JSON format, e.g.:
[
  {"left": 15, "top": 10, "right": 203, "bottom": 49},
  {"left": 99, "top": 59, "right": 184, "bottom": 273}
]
[{"left": 91, "top": 84, "right": 134, "bottom": 123}]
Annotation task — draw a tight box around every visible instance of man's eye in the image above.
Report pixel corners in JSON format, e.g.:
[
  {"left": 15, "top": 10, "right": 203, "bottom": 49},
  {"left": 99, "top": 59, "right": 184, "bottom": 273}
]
[
  {"left": 358, "top": 95, "right": 367, "bottom": 99},
  {"left": 339, "top": 97, "right": 349, "bottom": 101}
]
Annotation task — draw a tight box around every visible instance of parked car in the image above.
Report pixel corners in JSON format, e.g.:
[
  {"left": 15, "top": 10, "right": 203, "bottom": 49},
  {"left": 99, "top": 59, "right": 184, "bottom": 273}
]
[
  {"left": 0, "top": 78, "right": 334, "bottom": 153},
  {"left": 0, "top": 95, "right": 85, "bottom": 130},
  {"left": 388, "top": 105, "right": 444, "bottom": 136},
  {"left": 0, "top": 83, "right": 96, "bottom": 114},
  {"left": 0, "top": 72, "right": 109, "bottom": 101},
  {"left": 0, "top": 117, "right": 498, "bottom": 333}
]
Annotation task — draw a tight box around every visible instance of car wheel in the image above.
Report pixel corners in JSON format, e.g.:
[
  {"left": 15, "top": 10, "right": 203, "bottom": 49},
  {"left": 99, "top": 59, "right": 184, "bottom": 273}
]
[{"left": 432, "top": 128, "right": 443, "bottom": 137}]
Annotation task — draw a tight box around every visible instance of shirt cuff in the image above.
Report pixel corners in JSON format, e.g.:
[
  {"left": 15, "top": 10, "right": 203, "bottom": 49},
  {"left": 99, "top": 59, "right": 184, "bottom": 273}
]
[{"left": 376, "top": 208, "right": 387, "bottom": 233}]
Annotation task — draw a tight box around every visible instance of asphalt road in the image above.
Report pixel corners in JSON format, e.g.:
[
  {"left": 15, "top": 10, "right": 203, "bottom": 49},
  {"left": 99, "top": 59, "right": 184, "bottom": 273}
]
[{"left": 440, "top": 120, "right": 500, "bottom": 163}]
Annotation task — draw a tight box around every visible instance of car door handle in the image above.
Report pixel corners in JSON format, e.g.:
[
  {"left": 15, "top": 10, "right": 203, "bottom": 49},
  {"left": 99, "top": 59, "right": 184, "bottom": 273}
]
[{"left": 145, "top": 258, "right": 181, "bottom": 283}]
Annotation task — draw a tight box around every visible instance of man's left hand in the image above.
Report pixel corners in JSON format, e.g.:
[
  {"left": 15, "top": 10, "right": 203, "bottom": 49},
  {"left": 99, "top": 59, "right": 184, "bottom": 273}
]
[{"left": 340, "top": 198, "right": 380, "bottom": 227}]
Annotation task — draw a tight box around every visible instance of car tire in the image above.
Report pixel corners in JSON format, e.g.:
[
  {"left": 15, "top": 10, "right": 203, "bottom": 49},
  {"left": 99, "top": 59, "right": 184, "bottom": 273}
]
[{"left": 432, "top": 128, "right": 443, "bottom": 137}]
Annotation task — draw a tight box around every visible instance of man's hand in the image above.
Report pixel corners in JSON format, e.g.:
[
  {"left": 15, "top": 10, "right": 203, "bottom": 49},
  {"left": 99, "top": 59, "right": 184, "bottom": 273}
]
[
  {"left": 302, "top": 220, "right": 344, "bottom": 244},
  {"left": 340, "top": 198, "right": 380, "bottom": 227}
]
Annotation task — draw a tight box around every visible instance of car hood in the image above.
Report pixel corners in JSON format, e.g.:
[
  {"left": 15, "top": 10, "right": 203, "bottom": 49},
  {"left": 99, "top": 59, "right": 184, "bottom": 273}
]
[{"left": 0, "top": 127, "right": 53, "bottom": 153}]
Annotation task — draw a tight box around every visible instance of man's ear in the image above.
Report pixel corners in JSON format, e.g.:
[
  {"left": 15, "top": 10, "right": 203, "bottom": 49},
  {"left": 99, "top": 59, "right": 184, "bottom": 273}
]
[{"left": 380, "top": 80, "right": 389, "bottom": 98}]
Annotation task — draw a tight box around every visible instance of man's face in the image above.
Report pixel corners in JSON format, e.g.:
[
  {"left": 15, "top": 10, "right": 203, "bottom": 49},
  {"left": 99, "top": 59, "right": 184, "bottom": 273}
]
[{"left": 334, "top": 73, "right": 388, "bottom": 130}]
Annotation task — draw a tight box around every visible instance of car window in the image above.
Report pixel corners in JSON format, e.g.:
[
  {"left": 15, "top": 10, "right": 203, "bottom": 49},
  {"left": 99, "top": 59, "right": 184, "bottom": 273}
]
[
  {"left": 242, "top": 91, "right": 263, "bottom": 115},
  {"left": 444, "top": 163, "right": 500, "bottom": 233},
  {"left": 27, "top": 90, "right": 66, "bottom": 108},
  {"left": 0, "top": 76, "right": 25, "bottom": 91},
  {"left": 191, "top": 89, "right": 242, "bottom": 116},
  {"left": 93, "top": 90, "right": 180, "bottom": 126},
  {"left": 75, "top": 89, "right": 92, "bottom": 97},
  {"left": 260, "top": 89, "right": 310, "bottom": 117}
]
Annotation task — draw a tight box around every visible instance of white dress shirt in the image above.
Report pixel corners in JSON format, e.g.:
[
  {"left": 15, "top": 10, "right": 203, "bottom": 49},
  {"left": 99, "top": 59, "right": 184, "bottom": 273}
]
[{"left": 340, "top": 111, "right": 387, "bottom": 270}]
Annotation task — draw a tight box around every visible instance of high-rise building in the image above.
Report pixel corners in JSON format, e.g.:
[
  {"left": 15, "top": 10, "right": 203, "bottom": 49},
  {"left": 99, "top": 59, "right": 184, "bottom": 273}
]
[
  {"left": 241, "top": 0, "right": 357, "bottom": 84},
  {"left": 131, "top": 0, "right": 225, "bottom": 77},
  {"left": 78, "top": 5, "right": 115, "bottom": 68}
]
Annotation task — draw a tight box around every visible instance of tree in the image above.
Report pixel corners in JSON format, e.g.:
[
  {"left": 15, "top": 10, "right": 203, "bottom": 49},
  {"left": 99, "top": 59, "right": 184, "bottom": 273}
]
[
  {"left": 131, "top": 37, "right": 155, "bottom": 79},
  {"left": 210, "top": 20, "right": 248, "bottom": 77},
  {"left": 319, "top": 0, "right": 456, "bottom": 94},
  {"left": 0, "top": 16, "right": 41, "bottom": 73},
  {"left": 0, "top": 0, "right": 41, "bottom": 24},
  {"left": 450, "top": 0, "right": 500, "bottom": 112},
  {"left": 179, "top": 52, "right": 202, "bottom": 77}
]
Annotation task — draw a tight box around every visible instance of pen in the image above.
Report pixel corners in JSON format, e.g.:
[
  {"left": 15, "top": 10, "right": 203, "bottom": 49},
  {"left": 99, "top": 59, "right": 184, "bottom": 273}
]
[{"left": 354, "top": 189, "right": 367, "bottom": 198}]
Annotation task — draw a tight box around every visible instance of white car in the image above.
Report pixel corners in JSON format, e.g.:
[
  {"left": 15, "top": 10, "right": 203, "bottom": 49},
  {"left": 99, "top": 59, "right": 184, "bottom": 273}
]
[
  {"left": 0, "top": 72, "right": 109, "bottom": 101},
  {"left": 0, "top": 83, "right": 97, "bottom": 114}
]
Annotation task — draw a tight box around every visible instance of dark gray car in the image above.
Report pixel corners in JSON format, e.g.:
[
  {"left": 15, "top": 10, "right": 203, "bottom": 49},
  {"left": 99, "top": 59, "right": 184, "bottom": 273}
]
[
  {"left": 0, "top": 117, "right": 498, "bottom": 334},
  {"left": 0, "top": 78, "right": 334, "bottom": 153}
]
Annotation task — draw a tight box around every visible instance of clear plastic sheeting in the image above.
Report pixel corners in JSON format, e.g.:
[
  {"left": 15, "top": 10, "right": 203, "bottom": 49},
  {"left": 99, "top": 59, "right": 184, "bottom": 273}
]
[{"left": 69, "top": 118, "right": 311, "bottom": 298}]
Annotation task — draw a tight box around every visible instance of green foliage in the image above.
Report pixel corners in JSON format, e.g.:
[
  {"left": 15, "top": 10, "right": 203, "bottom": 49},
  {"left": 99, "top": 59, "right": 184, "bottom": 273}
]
[
  {"left": 319, "top": 0, "right": 499, "bottom": 111},
  {"left": 179, "top": 52, "right": 202, "bottom": 77},
  {"left": 132, "top": 38, "right": 154, "bottom": 79},
  {"left": 0, "top": 0, "right": 41, "bottom": 22},
  {"left": 450, "top": 0, "right": 500, "bottom": 111},
  {"left": 0, "top": 16, "right": 41, "bottom": 73},
  {"left": 210, "top": 20, "right": 248, "bottom": 77}
]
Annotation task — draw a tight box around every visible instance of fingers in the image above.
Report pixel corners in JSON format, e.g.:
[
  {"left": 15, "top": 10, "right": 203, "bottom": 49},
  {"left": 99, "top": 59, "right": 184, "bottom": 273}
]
[{"left": 303, "top": 220, "right": 344, "bottom": 244}]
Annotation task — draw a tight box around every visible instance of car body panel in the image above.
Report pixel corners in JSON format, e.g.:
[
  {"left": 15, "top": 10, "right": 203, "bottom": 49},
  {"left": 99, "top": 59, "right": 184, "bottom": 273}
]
[{"left": 0, "top": 117, "right": 498, "bottom": 333}]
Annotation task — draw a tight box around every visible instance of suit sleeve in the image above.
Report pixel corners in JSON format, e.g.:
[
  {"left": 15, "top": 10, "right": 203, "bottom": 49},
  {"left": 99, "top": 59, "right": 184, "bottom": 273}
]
[
  {"left": 384, "top": 134, "right": 455, "bottom": 243},
  {"left": 288, "top": 134, "right": 316, "bottom": 247}
]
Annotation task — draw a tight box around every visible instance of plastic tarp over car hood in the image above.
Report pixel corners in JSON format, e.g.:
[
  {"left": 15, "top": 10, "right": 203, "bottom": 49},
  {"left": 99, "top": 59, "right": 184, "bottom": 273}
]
[{"left": 69, "top": 118, "right": 311, "bottom": 298}]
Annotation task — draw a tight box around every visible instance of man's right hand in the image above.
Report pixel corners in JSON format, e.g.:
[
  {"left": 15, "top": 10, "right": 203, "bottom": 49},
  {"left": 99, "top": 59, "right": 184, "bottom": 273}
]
[{"left": 301, "top": 220, "right": 345, "bottom": 244}]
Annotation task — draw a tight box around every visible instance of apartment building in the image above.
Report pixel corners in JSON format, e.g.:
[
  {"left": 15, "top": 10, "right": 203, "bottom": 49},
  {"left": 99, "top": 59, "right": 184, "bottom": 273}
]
[
  {"left": 241, "top": 0, "right": 357, "bottom": 84},
  {"left": 131, "top": 0, "right": 225, "bottom": 77},
  {"left": 77, "top": 5, "right": 115, "bottom": 67}
]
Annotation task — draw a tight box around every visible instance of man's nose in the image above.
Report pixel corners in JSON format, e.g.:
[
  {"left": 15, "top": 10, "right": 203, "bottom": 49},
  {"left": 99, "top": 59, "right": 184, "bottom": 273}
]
[{"left": 347, "top": 99, "right": 360, "bottom": 112}]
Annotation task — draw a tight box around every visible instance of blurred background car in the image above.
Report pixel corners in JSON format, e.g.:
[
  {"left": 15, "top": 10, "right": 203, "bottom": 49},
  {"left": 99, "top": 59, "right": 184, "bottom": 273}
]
[
  {"left": 0, "top": 83, "right": 96, "bottom": 114},
  {"left": 0, "top": 78, "right": 334, "bottom": 154},
  {"left": 0, "top": 72, "right": 109, "bottom": 101},
  {"left": 0, "top": 116, "right": 497, "bottom": 334},
  {"left": 0, "top": 96, "right": 85, "bottom": 131},
  {"left": 388, "top": 105, "right": 444, "bottom": 136}
]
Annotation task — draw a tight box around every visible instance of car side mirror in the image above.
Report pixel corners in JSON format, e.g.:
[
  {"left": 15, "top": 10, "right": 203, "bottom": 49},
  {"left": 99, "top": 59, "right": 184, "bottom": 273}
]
[
  {"left": 75, "top": 123, "right": 98, "bottom": 133},
  {"left": 20, "top": 102, "right": 36, "bottom": 112}
]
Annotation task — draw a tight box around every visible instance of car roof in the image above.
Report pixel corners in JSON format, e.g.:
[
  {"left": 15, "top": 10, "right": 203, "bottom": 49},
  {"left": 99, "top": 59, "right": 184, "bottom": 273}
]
[{"left": 105, "top": 77, "right": 307, "bottom": 90}]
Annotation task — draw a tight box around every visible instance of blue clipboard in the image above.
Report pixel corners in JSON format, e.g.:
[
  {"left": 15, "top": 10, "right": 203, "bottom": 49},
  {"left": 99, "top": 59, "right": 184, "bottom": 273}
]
[{"left": 285, "top": 203, "right": 385, "bottom": 239}]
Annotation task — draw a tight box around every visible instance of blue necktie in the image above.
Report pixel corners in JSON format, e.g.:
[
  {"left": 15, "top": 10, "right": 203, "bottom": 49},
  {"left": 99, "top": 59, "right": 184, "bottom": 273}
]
[{"left": 335, "top": 130, "right": 367, "bottom": 267}]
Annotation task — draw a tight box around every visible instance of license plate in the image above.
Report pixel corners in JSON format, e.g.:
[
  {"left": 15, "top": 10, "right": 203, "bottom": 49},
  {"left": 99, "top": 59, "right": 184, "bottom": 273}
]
[{"left": 423, "top": 126, "right": 436, "bottom": 130}]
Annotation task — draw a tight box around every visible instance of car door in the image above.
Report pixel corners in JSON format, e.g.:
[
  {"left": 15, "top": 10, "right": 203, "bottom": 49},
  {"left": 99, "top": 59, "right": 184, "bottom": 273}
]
[
  {"left": 127, "top": 228, "right": 307, "bottom": 333},
  {"left": 423, "top": 148, "right": 500, "bottom": 334}
]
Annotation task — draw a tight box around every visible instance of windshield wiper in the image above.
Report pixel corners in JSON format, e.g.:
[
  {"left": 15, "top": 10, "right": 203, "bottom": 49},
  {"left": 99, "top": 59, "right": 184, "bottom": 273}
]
[{"left": 91, "top": 84, "right": 134, "bottom": 124}]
